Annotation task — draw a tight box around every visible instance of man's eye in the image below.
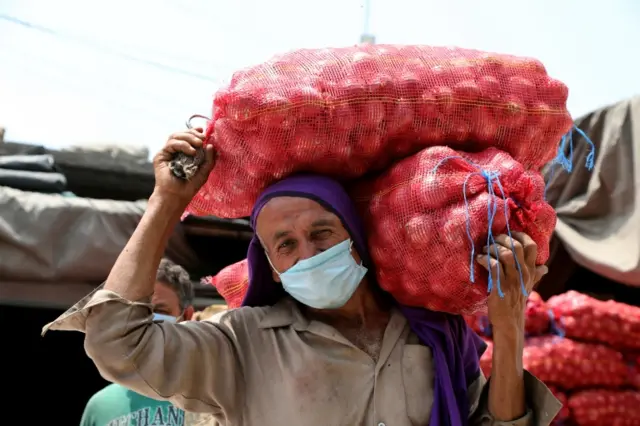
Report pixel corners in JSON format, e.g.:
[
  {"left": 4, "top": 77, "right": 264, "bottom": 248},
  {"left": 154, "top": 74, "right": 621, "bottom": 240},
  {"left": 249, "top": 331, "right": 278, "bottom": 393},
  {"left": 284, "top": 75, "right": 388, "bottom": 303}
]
[
  {"left": 313, "top": 229, "right": 332, "bottom": 239},
  {"left": 278, "top": 239, "right": 295, "bottom": 250}
]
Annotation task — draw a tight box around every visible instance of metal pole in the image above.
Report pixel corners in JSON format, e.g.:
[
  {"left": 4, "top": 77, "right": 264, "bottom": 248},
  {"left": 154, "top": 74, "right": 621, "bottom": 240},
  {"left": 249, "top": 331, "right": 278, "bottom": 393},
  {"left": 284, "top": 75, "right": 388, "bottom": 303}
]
[{"left": 360, "top": 0, "right": 376, "bottom": 44}]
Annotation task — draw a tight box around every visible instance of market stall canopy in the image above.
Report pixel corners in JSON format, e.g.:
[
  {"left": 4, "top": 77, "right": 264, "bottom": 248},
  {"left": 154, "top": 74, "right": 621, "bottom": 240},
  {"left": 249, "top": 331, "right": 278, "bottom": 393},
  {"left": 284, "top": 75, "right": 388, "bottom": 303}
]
[
  {"left": 0, "top": 139, "right": 252, "bottom": 308},
  {"left": 544, "top": 95, "right": 640, "bottom": 287},
  {"left": 0, "top": 185, "right": 251, "bottom": 308}
]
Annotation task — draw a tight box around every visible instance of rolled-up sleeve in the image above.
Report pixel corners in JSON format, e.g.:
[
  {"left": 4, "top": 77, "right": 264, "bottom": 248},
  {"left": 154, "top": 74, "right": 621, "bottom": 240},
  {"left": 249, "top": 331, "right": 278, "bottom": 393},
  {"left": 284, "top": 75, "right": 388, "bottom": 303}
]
[
  {"left": 42, "top": 290, "right": 244, "bottom": 417},
  {"left": 468, "top": 370, "right": 562, "bottom": 426}
]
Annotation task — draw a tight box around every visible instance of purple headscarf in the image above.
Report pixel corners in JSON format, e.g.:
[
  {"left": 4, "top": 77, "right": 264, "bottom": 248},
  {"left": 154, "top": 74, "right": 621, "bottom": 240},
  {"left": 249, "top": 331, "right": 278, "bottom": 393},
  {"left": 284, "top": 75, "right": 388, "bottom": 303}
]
[{"left": 241, "top": 174, "right": 487, "bottom": 426}]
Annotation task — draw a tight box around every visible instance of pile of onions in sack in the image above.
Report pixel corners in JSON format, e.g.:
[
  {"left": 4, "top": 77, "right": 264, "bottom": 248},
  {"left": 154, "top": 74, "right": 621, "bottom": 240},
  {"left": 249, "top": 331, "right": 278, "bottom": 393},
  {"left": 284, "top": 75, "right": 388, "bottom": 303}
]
[
  {"left": 547, "top": 290, "right": 640, "bottom": 351},
  {"left": 522, "top": 336, "right": 629, "bottom": 390},
  {"left": 568, "top": 390, "right": 640, "bottom": 426},
  {"left": 350, "top": 146, "right": 556, "bottom": 315},
  {"left": 185, "top": 44, "right": 578, "bottom": 218}
]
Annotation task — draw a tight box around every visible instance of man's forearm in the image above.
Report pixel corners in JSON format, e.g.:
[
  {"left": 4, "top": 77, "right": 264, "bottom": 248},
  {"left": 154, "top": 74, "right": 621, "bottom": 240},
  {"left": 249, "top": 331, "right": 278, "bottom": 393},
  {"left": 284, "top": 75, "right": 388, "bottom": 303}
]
[
  {"left": 104, "top": 192, "right": 184, "bottom": 301},
  {"left": 489, "top": 321, "right": 527, "bottom": 421}
]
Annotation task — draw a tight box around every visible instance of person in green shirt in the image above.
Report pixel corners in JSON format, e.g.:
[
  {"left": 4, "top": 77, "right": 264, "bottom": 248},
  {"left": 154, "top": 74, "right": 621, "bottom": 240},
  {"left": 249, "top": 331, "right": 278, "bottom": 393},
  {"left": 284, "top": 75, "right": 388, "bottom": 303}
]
[{"left": 80, "top": 258, "right": 195, "bottom": 426}]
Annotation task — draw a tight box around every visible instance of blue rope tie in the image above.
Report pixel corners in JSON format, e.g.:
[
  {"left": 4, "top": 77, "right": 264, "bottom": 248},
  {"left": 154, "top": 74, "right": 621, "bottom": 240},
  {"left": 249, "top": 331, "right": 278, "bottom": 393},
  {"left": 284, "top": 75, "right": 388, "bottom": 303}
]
[
  {"left": 431, "top": 155, "right": 528, "bottom": 299},
  {"left": 545, "top": 124, "right": 597, "bottom": 199},
  {"left": 476, "top": 314, "right": 492, "bottom": 338},
  {"left": 547, "top": 309, "right": 566, "bottom": 338}
]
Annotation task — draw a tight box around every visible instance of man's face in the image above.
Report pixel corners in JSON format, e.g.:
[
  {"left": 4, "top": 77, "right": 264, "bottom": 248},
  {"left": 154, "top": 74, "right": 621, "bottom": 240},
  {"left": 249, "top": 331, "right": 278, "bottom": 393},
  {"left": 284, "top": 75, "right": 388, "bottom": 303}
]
[
  {"left": 152, "top": 281, "right": 193, "bottom": 321},
  {"left": 255, "top": 196, "right": 359, "bottom": 282}
]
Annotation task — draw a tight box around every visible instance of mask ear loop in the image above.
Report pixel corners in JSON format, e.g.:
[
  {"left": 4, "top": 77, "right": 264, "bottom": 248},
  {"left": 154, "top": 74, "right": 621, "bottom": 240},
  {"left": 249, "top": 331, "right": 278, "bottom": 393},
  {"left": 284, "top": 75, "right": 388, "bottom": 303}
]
[
  {"left": 264, "top": 250, "right": 283, "bottom": 276},
  {"left": 258, "top": 234, "right": 283, "bottom": 276}
]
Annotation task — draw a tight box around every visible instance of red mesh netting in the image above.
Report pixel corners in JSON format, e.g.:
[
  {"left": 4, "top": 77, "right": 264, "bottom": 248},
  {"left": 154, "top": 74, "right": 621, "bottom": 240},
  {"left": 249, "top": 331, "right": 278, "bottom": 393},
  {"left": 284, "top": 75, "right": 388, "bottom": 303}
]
[
  {"left": 464, "top": 313, "right": 491, "bottom": 336},
  {"left": 203, "top": 259, "right": 249, "bottom": 309},
  {"left": 479, "top": 338, "right": 493, "bottom": 377},
  {"left": 523, "top": 336, "right": 629, "bottom": 390},
  {"left": 187, "top": 44, "right": 572, "bottom": 218},
  {"left": 350, "top": 146, "right": 556, "bottom": 315},
  {"left": 568, "top": 390, "right": 640, "bottom": 426},
  {"left": 547, "top": 291, "right": 640, "bottom": 351},
  {"left": 628, "top": 353, "right": 640, "bottom": 390}
]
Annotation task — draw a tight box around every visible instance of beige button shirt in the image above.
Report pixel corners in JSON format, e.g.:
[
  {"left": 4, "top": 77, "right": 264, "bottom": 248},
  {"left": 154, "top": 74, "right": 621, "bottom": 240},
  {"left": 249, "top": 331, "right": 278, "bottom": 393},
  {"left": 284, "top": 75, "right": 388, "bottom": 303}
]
[{"left": 44, "top": 290, "right": 560, "bottom": 426}]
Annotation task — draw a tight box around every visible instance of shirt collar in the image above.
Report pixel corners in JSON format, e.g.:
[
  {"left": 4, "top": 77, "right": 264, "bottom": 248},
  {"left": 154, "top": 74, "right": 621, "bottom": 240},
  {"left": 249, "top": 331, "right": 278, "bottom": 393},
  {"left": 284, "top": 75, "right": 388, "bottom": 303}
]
[
  {"left": 258, "top": 297, "right": 407, "bottom": 334},
  {"left": 258, "top": 298, "right": 310, "bottom": 331}
]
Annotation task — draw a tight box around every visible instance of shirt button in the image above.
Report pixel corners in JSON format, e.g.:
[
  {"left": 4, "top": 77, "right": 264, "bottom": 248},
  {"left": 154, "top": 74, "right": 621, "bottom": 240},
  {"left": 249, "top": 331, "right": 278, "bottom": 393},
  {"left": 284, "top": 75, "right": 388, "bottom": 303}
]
[{"left": 378, "top": 423, "right": 386, "bottom": 426}]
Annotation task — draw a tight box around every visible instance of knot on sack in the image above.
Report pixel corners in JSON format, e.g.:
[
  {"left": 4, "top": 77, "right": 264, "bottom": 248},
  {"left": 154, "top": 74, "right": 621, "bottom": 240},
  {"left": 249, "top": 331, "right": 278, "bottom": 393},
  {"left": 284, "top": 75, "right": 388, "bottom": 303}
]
[{"left": 432, "top": 156, "right": 527, "bottom": 299}]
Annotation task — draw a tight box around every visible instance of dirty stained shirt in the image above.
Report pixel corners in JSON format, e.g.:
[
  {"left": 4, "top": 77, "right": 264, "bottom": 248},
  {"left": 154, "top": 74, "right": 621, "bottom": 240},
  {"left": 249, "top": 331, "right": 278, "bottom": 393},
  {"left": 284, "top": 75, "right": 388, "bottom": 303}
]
[{"left": 44, "top": 290, "right": 561, "bottom": 426}]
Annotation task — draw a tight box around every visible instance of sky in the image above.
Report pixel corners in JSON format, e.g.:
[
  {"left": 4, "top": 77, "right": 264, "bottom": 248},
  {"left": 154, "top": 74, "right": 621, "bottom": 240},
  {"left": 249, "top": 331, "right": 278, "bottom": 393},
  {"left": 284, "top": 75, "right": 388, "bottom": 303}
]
[{"left": 0, "top": 0, "right": 639, "bottom": 154}]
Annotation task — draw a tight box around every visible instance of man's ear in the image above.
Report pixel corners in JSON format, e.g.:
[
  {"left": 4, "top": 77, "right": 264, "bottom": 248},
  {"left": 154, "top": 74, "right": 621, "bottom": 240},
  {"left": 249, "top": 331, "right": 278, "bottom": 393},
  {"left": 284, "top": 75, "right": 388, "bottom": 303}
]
[
  {"left": 183, "top": 305, "right": 195, "bottom": 321},
  {"left": 272, "top": 268, "right": 281, "bottom": 283}
]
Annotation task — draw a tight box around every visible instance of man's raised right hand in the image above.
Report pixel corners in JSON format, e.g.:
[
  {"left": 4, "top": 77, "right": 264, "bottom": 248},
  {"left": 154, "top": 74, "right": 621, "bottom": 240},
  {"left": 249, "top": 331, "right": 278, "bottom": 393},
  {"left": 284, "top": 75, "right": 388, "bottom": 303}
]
[{"left": 152, "top": 127, "right": 216, "bottom": 208}]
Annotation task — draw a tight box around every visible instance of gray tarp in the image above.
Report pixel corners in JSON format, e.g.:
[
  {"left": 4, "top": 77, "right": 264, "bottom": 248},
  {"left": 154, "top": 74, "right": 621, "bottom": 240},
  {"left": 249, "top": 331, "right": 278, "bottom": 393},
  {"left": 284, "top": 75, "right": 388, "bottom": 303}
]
[
  {"left": 544, "top": 96, "right": 640, "bottom": 287},
  {"left": 0, "top": 186, "right": 199, "bottom": 282}
]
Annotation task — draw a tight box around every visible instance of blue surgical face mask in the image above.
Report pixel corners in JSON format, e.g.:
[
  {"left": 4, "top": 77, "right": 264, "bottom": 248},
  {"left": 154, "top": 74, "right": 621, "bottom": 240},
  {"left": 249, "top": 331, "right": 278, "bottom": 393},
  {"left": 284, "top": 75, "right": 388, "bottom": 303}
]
[
  {"left": 153, "top": 313, "right": 178, "bottom": 323},
  {"left": 266, "top": 239, "right": 368, "bottom": 309}
]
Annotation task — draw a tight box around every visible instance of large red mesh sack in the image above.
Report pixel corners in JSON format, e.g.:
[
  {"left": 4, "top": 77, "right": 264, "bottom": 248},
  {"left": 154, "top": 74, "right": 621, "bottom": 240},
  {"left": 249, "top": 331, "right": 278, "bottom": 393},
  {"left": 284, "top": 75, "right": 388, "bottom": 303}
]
[
  {"left": 464, "top": 290, "right": 550, "bottom": 336},
  {"left": 568, "top": 390, "right": 640, "bottom": 426},
  {"left": 202, "top": 259, "right": 249, "bottom": 309},
  {"left": 350, "top": 145, "right": 556, "bottom": 315},
  {"left": 187, "top": 44, "right": 573, "bottom": 218},
  {"left": 547, "top": 291, "right": 640, "bottom": 351},
  {"left": 523, "top": 336, "right": 628, "bottom": 390}
]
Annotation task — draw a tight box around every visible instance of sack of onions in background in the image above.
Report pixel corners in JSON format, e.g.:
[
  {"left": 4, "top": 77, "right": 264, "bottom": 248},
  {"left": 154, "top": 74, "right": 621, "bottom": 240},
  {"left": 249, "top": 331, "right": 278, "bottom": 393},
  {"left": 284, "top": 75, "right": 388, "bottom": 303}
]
[
  {"left": 469, "top": 290, "right": 640, "bottom": 425},
  {"left": 202, "top": 259, "right": 248, "bottom": 309}
]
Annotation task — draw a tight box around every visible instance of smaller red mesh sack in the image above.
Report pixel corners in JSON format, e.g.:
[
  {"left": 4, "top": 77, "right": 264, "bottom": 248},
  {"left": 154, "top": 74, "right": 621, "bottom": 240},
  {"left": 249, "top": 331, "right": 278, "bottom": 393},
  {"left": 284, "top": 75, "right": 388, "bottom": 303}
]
[
  {"left": 464, "top": 290, "right": 550, "bottom": 337},
  {"left": 351, "top": 146, "right": 556, "bottom": 315},
  {"left": 187, "top": 44, "right": 573, "bottom": 218},
  {"left": 547, "top": 386, "right": 570, "bottom": 426},
  {"left": 547, "top": 291, "right": 640, "bottom": 351},
  {"left": 203, "top": 259, "right": 249, "bottom": 309},
  {"left": 568, "top": 390, "right": 640, "bottom": 426},
  {"left": 523, "top": 336, "right": 629, "bottom": 390}
]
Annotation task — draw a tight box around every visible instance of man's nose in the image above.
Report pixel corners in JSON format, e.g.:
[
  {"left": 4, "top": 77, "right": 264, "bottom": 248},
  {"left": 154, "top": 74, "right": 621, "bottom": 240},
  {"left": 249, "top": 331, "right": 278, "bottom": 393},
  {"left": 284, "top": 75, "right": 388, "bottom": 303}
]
[{"left": 298, "top": 239, "right": 321, "bottom": 260}]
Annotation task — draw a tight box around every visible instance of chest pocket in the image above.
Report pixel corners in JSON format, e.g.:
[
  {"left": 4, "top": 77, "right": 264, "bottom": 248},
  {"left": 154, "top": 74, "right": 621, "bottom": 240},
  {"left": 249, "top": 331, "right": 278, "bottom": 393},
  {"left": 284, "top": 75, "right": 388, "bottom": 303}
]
[{"left": 402, "top": 344, "right": 434, "bottom": 425}]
